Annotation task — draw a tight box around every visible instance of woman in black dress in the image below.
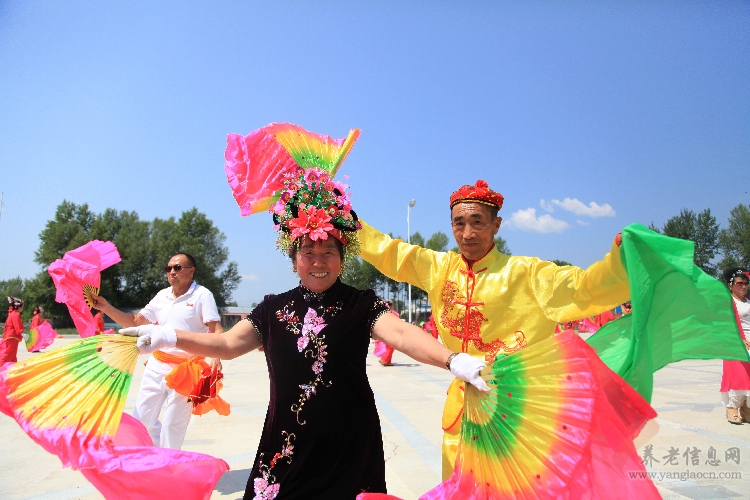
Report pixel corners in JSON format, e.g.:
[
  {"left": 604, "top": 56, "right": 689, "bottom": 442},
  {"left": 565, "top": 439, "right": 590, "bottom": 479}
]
[{"left": 122, "top": 167, "right": 488, "bottom": 499}]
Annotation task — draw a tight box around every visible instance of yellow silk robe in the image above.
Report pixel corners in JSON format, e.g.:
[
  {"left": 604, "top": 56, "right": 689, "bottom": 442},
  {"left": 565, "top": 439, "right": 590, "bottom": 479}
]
[{"left": 359, "top": 221, "right": 630, "bottom": 479}]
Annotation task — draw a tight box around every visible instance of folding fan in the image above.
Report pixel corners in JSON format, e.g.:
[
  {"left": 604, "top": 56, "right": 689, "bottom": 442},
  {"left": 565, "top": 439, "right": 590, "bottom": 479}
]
[
  {"left": 224, "top": 122, "right": 360, "bottom": 215},
  {"left": 25, "top": 320, "right": 57, "bottom": 352},
  {"left": 47, "top": 240, "right": 121, "bottom": 338}
]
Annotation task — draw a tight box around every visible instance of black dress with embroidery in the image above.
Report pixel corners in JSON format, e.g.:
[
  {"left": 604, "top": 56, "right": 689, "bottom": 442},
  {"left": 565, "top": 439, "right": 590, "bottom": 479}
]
[{"left": 244, "top": 279, "right": 390, "bottom": 500}]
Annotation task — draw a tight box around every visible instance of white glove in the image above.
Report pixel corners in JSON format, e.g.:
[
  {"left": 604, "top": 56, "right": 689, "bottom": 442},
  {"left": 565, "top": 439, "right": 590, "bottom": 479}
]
[
  {"left": 449, "top": 353, "right": 491, "bottom": 392},
  {"left": 120, "top": 325, "right": 177, "bottom": 355}
]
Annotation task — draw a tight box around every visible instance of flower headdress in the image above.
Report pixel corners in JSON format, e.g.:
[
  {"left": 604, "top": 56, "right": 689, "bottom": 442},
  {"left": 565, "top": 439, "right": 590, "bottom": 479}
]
[
  {"left": 271, "top": 167, "right": 361, "bottom": 260},
  {"left": 224, "top": 122, "right": 363, "bottom": 261},
  {"left": 7, "top": 296, "right": 23, "bottom": 311},
  {"left": 724, "top": 267, "right": 750, "bottom": 285}
]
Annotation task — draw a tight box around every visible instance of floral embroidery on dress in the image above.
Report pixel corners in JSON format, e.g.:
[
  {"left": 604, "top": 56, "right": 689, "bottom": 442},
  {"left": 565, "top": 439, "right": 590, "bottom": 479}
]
[
  {"left": 289, "top": 307, "right": 331, "bottom": 423},
  {"left": 276, "top": 299, "right": 340, "bottom": 425},
  {"left": 253, "top": 431, "right": 296, "bottom": 500}
]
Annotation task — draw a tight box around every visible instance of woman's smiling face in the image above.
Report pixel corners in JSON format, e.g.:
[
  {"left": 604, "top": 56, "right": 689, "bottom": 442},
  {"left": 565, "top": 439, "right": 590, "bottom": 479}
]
[{"left": 294, "top": 237, "right": 342, "bottom": 293}]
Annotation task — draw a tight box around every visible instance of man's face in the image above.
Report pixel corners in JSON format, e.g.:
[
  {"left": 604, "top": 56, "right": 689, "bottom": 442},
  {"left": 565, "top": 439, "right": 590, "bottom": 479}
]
[
  {"left": 294, "top": 237, "right": 342, "bottom": 293},
  {"left": 451, "top": 202, "right": 500, "bottom": 262},
  {"left": 166, "top": 254, "right": 195, "bottom": 288}
]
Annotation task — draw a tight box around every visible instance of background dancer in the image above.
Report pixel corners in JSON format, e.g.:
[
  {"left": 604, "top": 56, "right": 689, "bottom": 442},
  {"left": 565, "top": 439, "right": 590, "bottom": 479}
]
[
  {"left": 373, "top": 300, "right": 399, "bottom": 366},
  {"left": 721, "top": 267, "right": 750, "bottom": 424},
  {"left": 1, "top": 297, "right": 24, "bottom": 363}
]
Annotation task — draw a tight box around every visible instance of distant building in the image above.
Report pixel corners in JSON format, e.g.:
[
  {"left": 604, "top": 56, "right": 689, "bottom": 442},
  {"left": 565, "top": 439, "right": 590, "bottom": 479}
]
[{"left": 220, "top": 306, "right": 256, "bottom": 328}]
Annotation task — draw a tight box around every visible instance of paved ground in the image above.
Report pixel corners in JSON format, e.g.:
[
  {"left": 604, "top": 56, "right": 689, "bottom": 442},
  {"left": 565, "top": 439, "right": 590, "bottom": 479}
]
[{"left": 1, "top": 337, "right": 748, "bottom": 500}]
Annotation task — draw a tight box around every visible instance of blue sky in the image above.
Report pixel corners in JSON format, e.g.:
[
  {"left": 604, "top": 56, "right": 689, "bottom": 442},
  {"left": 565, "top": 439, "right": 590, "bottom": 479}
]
[{"left": 0, "top": 1, "right": 748, "bottom": 306}]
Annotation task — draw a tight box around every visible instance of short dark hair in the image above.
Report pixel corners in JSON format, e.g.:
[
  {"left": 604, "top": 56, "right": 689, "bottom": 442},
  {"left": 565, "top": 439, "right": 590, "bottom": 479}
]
[
  {"left": 724, "top": 267, "right": 749, "bottom": 284},
  {"left": 175, "top": 252, "right": 197, "bottom": 269}
]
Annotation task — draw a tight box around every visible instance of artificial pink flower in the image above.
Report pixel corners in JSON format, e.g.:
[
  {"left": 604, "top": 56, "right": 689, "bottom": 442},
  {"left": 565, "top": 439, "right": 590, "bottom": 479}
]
[{"left": 288, "top": 207, "right": 334, "bottom": 241}]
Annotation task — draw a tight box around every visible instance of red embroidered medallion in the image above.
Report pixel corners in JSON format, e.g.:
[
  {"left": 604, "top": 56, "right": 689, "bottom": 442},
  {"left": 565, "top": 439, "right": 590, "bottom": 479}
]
[{"left": 440, "top": 269, "right": 527, "bottom": 362}]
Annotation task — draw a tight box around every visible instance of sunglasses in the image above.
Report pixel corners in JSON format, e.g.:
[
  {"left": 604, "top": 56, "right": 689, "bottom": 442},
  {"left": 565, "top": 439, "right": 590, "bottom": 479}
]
[{"left": 164, "top": 264, "right": 193, "bottom": 273}]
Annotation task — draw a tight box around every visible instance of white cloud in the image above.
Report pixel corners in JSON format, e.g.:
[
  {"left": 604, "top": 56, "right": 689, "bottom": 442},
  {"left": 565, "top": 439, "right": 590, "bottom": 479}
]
[
  {"left": 240, "top": 274, "right": 259, "bottom": 281},
  {"left": 577, "top": 219, "right": 590, "bottom": 226},
  {"left": 540, "top": 199, "right": 555, "bottom": 212},
  {"left": 543, "top": 198, "right": 616, "bottom": 218},
  {"left": 505, "top": 208, "right": 571, "bottom": 233}
]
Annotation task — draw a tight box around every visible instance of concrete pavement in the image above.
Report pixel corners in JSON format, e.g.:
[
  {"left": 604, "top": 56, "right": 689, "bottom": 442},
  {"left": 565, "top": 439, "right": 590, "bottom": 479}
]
[{"left": 1, "top": 337, "right": 748, "bottom": 500}]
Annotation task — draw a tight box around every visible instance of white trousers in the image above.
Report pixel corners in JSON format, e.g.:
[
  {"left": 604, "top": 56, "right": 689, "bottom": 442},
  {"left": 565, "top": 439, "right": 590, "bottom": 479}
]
[
  {"left": 133, "top": 366, "right": 192, "bottom": 449},
  {"left": 721, "top": 390, "right": 750, "bottom": 409}
]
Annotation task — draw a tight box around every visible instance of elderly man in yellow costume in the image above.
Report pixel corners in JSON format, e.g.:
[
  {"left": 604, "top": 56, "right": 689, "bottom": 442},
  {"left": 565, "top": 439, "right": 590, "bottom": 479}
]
[{"left": 358, "top": 180, "right": 630, "bottom": 479}]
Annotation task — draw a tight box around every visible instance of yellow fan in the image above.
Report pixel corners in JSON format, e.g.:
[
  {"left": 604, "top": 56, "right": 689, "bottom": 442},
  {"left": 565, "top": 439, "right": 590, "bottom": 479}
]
[{"left": 82, "top": 284, "right": 99, "bottom": 309}]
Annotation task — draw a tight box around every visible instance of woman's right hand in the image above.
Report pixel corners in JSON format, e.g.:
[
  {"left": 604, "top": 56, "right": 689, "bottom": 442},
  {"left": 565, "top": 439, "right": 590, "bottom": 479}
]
[{"left": 120, "top": 325, "right": 177, "bottom": 354}]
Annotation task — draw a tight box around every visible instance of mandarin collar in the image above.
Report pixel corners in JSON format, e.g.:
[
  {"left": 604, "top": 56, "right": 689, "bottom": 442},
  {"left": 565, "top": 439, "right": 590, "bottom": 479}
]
[
  {"left": 297, "top": 278, "right": 342, "bottom": 302},
  {"left": 462, "top": 243, "right": 500, "bottom": 271}
]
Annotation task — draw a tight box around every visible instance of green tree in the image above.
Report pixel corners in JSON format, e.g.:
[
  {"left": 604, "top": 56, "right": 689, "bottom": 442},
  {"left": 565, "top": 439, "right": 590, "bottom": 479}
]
[
  {"left": 718, "top": 203, "right": 750, "bottom": 270},
  {"left": 552, "top": 259, "right": 573, "bottom": 266},
  {"left": 426, "top": 231, "right": 449, "bottom": 252},
  {"left": 654, "top": 208, "right": 720, "bottom": 276},
  {"left": 24, "top": 201, "right": 241, "bottom": 324},
  {"left": 494, "top": 235, "right": 511, "bottom": 255}
]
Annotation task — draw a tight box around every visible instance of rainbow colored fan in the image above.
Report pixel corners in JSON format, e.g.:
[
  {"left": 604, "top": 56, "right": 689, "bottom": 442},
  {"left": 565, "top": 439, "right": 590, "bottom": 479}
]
[
  {"left": 1, "top": 335, "right": 231, "bottom": 499},
  {"left": 25, "top": 321, "right": 57, "bottom": 352},
  {"left": 224, "top": 122, "right": 361, "bottom": 216},
  {"left": 5, "top": 334, "right": 139, "bottom": 467},
  {"left": 417, "top": 332, "right": 658, "bottom": 500}
]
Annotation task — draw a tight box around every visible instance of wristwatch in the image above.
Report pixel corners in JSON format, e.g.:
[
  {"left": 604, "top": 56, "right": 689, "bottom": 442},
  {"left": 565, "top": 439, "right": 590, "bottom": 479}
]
[{"left": 445, "top": 352, "right": 459, "bottom": 370}]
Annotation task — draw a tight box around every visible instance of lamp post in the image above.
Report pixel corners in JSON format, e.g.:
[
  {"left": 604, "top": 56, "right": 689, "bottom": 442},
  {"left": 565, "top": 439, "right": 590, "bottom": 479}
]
[{"left": 407, "top": 199, "right": 416, "bottom": 324}]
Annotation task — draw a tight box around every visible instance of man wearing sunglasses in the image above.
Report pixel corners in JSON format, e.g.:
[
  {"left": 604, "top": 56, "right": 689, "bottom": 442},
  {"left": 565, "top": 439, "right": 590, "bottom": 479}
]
[{"left": 92, "top": 252, "right": 222, "bottom": 449}]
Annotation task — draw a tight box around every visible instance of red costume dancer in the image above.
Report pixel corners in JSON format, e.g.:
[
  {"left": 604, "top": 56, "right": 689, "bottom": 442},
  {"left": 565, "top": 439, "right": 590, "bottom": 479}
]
[
  {"left": 373, "top": 301, "right": 399, "bottom": 366},
  {"left": 30, "top": 306, "right": 42, "bottom": 330},
  {"left": 720, "top": 268, "right": 750, "bottom": 424},
  {"left": 1, "top": 297, "right": 25, "bottom": 363},
  {"left": 93, "top": 312, "right": 105, "bottom": 335},
  {"left": 595, "top": 309, "right": 617, "bottom": 328},
  {"left": 423, "top": 314, "right": 439, "bottom": 339}
]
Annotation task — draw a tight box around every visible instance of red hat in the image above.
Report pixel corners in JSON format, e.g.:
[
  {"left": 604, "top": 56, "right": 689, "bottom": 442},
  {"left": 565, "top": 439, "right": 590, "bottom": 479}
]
[{"left": 449, "top": 180, "right": 504, "bottom": 210}]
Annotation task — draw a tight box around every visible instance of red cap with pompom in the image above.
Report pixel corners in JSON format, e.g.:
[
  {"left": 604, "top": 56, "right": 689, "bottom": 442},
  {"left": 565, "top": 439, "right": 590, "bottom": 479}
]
[{"left": 449, "top": 180, "right": 504, "bottom": 209}]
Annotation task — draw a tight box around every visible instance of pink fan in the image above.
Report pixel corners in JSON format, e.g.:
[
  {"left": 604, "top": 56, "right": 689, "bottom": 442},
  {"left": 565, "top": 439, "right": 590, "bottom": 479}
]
[
  {"left": 225, "top": 122, "right": 361, "bottom": 216},
  {"left": 47, "top": 240, "right": 121, "bottom": 338}
]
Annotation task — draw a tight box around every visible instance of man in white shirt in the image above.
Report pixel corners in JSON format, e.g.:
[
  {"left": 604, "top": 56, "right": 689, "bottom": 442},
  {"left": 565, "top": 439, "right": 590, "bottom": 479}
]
[{"left": 93, "top": 253, "right": 223, "bottom": 449}]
